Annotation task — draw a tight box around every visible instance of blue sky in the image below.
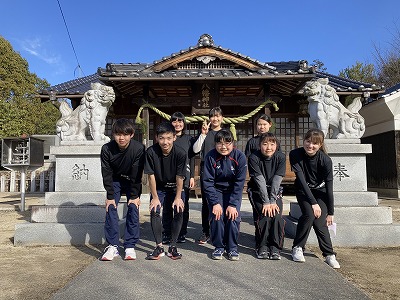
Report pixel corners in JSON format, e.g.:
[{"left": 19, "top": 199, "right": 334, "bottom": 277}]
[{"left": 1, "top": 0, "right": 399, "bottom": 86}]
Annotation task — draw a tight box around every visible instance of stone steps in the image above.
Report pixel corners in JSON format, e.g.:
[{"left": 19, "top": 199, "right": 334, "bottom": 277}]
[
  {"left": 289, "top": 203, "right": 393, "bottom": 224},
  {"left": 14, "top": 221, "right": 125, "bottom": 246},
  {"left": 14, "top": 195, "right": 295, "bottom": 246},
  {"left": 45, "top": 192, "right": 105, "bottom": 206},
  {"left": 284, "top": 215, "right": 400, "bottom": 247}
]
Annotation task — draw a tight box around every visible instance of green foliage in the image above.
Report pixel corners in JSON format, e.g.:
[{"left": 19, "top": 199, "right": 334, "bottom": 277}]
[
  {"left": 0, "top": 36, "right": 60, "bottom": 138},
  {"left": 338, "top": 61, "right": 377, "bottom": 84}
]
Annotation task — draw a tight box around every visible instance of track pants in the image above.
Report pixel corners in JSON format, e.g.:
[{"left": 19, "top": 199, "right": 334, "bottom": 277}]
[
  {"left": 248, "top": 188, "right": 285, "bottom": 252},
  {"left": 151, "top": 190, "right": 184, "bottom": 245},
  {"left": 208, "top": 190, "right": 241, "bottom": 252},
  {"left": 293, "top": 190, "right": 335, "bottom": 257},
  {"left": 104, "top": 180, "right": 140, "bottom": 248}
]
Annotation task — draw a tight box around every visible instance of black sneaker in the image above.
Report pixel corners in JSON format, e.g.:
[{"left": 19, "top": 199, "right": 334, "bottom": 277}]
[
  {"left": 198, "top": 233, "right": 210, "bottom": 244},
  {"left": 162, "top": 234, "right": 172, "bottom": 245},
  {"left": 256, "top": 248, "right": 269, "bottom": 259},
  {"left": 167, "top": 246, "right": 182, "bottom": 260},
  {"left": 177, "top": 235, "right": 186, "bottom": 243},
  {"left": 269, "top": 252, "right": 281, "bottom": 260},
  {"left": 147, "top": 246, "right": 165, "bottom": 260}
]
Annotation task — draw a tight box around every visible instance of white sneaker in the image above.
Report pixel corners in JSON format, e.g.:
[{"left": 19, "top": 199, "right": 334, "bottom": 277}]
[
  {"left": 101, "top": 245, "right": 119, "bottom": 261},
  {"left": 292, "top": 246, "right": 305, "bottom": 262},
  {"left": 325, "top": 254, "right": 340, "bottom": 269},
  {"left": 124, "top": 248, "right": 137, "bottom": 260}
]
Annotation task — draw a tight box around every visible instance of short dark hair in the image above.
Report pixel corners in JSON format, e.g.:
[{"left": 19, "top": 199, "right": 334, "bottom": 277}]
[
  {"left": 214, "top": 129, "right": 233, "bottom": 143},
  {"left": 256, "top": 114, "right": 272, "bottom": 124},
  {"left": 209, "top": 107, "right": 223, "bottom": 117},
  {"left": 112, "top": 118, "right": 135, "bottom": 135},
  {"left": 156, "top": 122, "right": 176, "bottom": 136},
  {"left": 259, "top": 132, "right": 278, "bottom": 145},
  {"left": 171, "top": 112, "right": 186, "bottom": 124}
]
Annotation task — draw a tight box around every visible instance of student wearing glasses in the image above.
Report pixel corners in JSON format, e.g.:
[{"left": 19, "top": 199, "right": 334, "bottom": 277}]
[
  {"left": 202, "top": 129, "right": 247, "bottom": 260},
  {"left": 192, "top": 107, "right": 224, "bottom": 244}
]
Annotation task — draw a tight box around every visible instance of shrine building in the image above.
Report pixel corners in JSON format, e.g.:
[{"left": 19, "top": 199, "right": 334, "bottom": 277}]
[{"left": 38, "top": 34, "right": 384, "bottom": 183}]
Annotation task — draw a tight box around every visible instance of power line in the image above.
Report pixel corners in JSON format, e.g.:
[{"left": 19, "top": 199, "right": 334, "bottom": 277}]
[{"left": 56, "top": 0, "right": 85, "bottom": 78}]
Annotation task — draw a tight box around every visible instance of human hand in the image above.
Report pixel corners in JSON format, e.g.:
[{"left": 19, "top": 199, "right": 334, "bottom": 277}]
[
  {"left": 128, "top": 197, "right": 141, "bottom": 209},
  {"left": 213, "top": 204, "right": 223, "bottom": 220},
  {"left": 189, "top": 178, "right": 195, "bottom": 189},
  {"left": 149, "top": 198, "right": 161, "bottom": 212},
  {"left": 262, "top": 204, "right": 270, "bottom": 217},
  {"left": 201, "top": 120, "right": 210, "bottom": 135},
  {"left": 266, "top": 203, "right": 280, "bottom": 217},
  {"left": 105, "top": 199, "right": 116, "bottom": 212},
  {"left": 173, "top": 197, "right": 185, "bottom": 213},
  {"left": 326, "top": 215, "right": 334, "bottom": 226},
  {"left": 312, "top": 203, "right": 322, "bottom": 218},
  {"left": 226, "top": 206, "right": 238, "bottom": 221}
]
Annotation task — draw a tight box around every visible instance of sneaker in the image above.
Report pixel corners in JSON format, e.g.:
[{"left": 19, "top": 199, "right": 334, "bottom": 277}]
[
  {"left": 227, "top": 250, "right": 240, "bottom": 261},
  {"left": 198, "top": 233, "right": 210, "bottom": 244},
  {"left": 292, "top": 246, "right": 305, "bottom": 262},
  {"left": 147, "top": 246, "right": 165, "bottom": 260},
  {"left": 162, "top": 234, "right": 172, "bottom": 245},
  {"left": 269, "top": 252, "right": 281, "bottom": 260},
  {"left": 211, "top": 248, "right": 224, "bottom": 260},
  {"left": 177, "top": 235, "right": 186, "bottom": 243},
  {"left": 167, "top": 245, "right": 182, "bottom": 260},
  {"left": 256, "top": 248, "right": 269, "bottom": 259},
  {"left": 325, "top": 254, "right": 340, "bottom": 269},
  {"left": 124, "top": 248, "right": 136, "bottom": 260},
  {"left": 101, "top": 245, "right": 119, "bottom": 261}
]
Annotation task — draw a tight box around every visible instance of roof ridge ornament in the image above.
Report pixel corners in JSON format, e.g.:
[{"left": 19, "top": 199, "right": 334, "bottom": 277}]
[
  {"left": 197, "top": 56, "right": 216, "bottom": 64},
  {"left": 198, "top": 34, "right": 214, "bottom": 47}
]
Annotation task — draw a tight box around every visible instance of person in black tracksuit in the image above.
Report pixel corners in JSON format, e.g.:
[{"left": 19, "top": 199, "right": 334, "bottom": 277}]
[
  {"left": 192, "top": 107, "right": 224, "bottom": 244},
  {"left": 145, "top": 122, "right": 187, "bottom": 260},
  {"left": 202, "top": 130, "right": 247, "bottom": 261},
  {"left": 100, "top": 118, "right": 145, "bottom": 261},
  {"left": 245, "top": 114, "right": 273, "bottom": 157},
  {"left": 290, "top": 128, "right": 340, "bottom": 269},
  {"left": 162, "top": 112, "right": 195, "bottom": 244},
  {"left": 247, "top": 133, "right": 286, "bottom": 260}
]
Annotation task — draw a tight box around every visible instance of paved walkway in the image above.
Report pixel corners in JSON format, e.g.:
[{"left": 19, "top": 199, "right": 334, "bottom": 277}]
[
  {"left": 1, "top": 192, "right": 373, "bottom": 299},
  {"left": 51, "top": 218, "right": 369, "bottom": 300}
]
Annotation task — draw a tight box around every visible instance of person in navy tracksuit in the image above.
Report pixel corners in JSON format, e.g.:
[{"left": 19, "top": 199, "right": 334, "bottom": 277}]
[{"left": 202, "top": 129, "right": 247, "bottom": 261}]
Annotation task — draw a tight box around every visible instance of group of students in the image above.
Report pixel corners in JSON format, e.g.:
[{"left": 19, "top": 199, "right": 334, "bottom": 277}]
[{"left": 99, "top": 107, "right": 340, "bottom": 269}]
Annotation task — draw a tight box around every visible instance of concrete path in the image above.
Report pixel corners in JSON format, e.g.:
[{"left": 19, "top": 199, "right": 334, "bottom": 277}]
[
  {"left": 0, "top": 192, "right": 370, "bottom": 299},
  {"left": 51, "top": 205, "right": 369, "bottom": 300}
]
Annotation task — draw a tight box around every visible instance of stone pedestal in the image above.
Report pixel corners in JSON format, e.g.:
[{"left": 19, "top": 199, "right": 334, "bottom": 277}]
[
  {"left": 14, "top": 145, "right": 125, "bottom": 246},
  {"left": 285, "top": 139, "right": 400, "bottom": 246}
]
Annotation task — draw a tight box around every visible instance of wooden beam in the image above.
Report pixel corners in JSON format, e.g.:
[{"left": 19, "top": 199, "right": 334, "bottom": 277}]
[{"left": 151, "top": 48, "right": 262, "bottom": 72}]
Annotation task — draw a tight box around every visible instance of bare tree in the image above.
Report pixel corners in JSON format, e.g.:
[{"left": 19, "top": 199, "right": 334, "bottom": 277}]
[{"left": 373, "top": 23, "right": 400, "bottom": 88}]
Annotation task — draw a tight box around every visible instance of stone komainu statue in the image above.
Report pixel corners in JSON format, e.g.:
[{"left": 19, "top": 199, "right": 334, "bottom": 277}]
[
  {"left": 304, "top": 78, "right": 365, "bottom": 139},
  {"left": 56, "top": 83, "right": 115, "bottom": 143}
]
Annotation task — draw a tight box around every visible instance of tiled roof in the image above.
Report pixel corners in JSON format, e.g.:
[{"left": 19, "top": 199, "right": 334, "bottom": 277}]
[
  {"left": 38, "top": 34, "right": 384, "bottom": 100},
  {"left": 315, "top": 71, "right": 382, "bottom": 93},
  {"left": 39, "top": 73, "right": 101, "bottom": 100},
  {"left": 380, "top": 83, "right": 400, "bottom": 97},
  {"left": 39, "top": 71, "right": 382, "bottom": 100},
  {"left": 363, "top": 82, "right": 400, "bottom": 105}
]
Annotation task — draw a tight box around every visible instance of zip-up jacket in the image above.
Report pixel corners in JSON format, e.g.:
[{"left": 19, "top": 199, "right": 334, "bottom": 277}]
[{"left": 202, "top": 148, "right": 247, "bottom": 207}]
